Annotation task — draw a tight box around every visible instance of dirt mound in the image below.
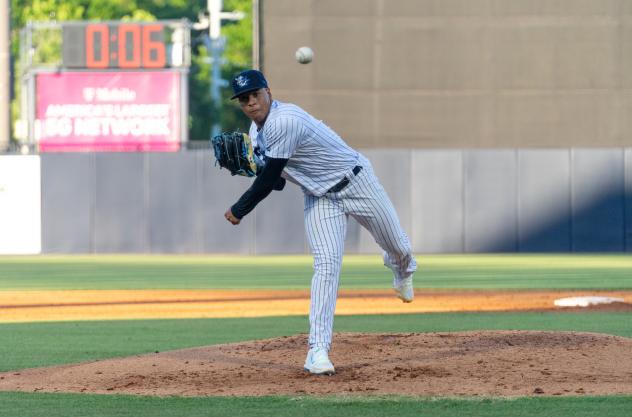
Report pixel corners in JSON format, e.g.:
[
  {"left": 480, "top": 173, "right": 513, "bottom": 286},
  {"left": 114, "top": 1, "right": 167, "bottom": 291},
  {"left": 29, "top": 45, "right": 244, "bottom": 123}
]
[{"left": 1, "top": 331, "right": 632, "bottom": 397}]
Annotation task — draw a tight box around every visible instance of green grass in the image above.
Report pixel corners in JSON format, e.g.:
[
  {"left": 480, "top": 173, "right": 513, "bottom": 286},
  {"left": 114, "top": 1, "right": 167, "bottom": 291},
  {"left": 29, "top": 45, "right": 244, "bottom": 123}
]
[
  {"left": 0, "top": 254, "right": 631, "bottom": 290},
  {"left": 1, "top": 311, "right": 631, "bottom": 371},
  {"left": 1, "top": 254, "right": 631, "bottom": 416},
  {"left": 1, "top": 392, "right": 631, "bottom": 417}
]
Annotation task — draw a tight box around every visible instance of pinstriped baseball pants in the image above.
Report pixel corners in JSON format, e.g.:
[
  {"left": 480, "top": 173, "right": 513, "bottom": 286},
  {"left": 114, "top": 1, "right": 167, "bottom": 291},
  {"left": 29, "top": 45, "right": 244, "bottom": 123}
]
[{"left": 304, "top": 163, "right": 416, "bottom": 351}]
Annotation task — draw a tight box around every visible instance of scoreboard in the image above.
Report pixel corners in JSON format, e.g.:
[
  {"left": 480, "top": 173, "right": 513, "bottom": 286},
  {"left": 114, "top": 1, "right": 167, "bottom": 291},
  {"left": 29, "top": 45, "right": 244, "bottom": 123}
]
[
  {"left": 62, "top": 22, "right": 173, "bottom": 69},
  {"left": 29, "top": 20, "right": 190, "bottom": 152}
]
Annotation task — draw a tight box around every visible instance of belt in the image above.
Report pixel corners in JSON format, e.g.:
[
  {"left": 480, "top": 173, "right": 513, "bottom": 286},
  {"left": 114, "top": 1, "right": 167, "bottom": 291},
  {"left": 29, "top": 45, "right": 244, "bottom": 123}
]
[{"left": 327, "top": 165, "right": 362, "bottom": 193}]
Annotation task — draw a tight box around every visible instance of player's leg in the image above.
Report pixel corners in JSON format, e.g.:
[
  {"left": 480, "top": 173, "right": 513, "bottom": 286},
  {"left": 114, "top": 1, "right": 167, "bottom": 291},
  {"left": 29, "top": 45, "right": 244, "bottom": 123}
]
[
  {"left": 303, "top": 193, "right": 347, "bottom": 353},
  {"left": 343, "top": 169, "right": 416, "bottom": 300}
]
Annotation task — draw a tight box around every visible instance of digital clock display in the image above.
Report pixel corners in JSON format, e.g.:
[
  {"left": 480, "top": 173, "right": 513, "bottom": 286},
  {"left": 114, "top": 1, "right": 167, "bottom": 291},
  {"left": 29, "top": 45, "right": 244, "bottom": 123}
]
[{"left": 62, "top": 23, "right": 169, "bottom": 69}]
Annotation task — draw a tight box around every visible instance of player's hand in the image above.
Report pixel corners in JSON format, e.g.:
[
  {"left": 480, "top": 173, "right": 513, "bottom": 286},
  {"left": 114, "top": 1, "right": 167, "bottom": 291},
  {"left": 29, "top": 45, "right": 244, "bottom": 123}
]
[{"left": 224, "top": 209, "right": 241, "bottom": 225}]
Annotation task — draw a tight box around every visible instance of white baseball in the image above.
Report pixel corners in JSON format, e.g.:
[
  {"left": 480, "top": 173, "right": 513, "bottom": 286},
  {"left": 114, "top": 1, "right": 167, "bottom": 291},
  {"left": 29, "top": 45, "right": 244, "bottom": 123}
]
[{"left": 295, "top": 46, "right": 314, "bottom": 64}]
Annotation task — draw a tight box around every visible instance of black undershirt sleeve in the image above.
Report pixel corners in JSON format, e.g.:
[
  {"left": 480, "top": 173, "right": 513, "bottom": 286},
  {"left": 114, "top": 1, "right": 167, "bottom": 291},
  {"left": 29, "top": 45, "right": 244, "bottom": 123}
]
[{"left": 230, "top": 157, "right": 289, "bottom": 219}]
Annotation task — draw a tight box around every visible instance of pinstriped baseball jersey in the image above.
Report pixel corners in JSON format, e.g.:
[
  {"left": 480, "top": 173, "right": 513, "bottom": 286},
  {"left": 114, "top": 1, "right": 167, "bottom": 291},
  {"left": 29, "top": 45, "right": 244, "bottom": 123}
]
[
  {"left": 248, "top": 100, "right": 359, "bottom": 196},
  {"left": 247, "top": 97, "right": 416, "bottom": 354}
]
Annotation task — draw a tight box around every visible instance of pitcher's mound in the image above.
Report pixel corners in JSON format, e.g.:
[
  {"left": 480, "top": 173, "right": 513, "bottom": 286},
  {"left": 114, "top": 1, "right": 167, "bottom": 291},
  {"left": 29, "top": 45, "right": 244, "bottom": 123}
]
[{"left": 2, "top": 331, "right": 632, "bottom": 397}]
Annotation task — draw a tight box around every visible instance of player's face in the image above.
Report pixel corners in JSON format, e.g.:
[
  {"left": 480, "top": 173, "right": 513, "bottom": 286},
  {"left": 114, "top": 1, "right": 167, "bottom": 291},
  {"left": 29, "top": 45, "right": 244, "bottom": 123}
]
[{"left": 237, "top": 88, "right": 272, "bottom": 126}]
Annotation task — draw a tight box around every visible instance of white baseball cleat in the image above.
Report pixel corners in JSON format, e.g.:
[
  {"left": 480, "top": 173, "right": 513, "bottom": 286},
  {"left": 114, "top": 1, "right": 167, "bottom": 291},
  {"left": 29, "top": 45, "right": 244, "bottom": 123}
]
[
  {"left": 393, "top": 276, "right": 414, "bottom": 303},
  {"left": 304, "top": 347, "right": 335, "bottom": 375}
]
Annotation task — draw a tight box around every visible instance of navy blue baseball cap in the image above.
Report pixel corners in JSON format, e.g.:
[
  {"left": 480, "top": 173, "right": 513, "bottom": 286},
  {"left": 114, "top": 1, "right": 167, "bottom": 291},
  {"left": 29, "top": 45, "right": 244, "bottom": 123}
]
[{"left": 230, "top": 69, "right": 269, "bottom": 99}]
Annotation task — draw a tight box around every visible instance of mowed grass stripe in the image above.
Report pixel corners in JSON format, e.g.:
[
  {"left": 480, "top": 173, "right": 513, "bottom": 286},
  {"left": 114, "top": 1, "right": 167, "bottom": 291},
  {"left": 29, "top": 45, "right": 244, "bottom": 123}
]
[
  {"left": 1, "top": 312, "right": 631, "bottom": 372},
  {"left": 2, "top": 254, "right": 630, "bottom": 267},
  {"left": 0, "top": 254, "right": 631, "bottom": 290},
  {"left": 1, "top": 392, "right": 631, "bottom": 417}
]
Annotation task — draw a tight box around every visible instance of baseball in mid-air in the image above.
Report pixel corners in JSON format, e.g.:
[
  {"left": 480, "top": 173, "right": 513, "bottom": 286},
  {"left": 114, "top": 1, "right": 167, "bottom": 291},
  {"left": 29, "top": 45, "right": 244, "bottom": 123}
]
[{"left": 295, "top": 46, "right": 314, "bottom": 64}]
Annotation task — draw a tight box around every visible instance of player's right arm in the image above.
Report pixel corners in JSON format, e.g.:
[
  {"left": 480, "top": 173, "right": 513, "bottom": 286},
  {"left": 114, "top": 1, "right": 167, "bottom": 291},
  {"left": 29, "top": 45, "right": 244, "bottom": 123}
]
[{"left": 228, "top": 157, "right": 289, "bottom": 220}]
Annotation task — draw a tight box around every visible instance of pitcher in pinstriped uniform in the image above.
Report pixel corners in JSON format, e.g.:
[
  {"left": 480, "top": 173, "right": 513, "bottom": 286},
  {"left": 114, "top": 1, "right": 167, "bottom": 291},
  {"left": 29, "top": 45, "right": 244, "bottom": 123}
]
[{"left": 223, "top": 70, "right": 416, "bottom": 376}]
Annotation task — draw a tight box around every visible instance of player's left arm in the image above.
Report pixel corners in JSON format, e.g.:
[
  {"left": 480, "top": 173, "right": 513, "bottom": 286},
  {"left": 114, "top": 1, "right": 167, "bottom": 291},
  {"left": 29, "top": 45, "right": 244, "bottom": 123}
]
[{"left": 225, "top": 157, "right": 289, "bottom": 225}]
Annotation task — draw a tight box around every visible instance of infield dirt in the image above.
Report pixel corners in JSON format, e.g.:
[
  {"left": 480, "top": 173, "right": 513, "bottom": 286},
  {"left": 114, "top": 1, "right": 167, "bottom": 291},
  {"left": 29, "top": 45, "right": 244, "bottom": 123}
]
[
  {"left": 2, "top": 331, "right": 632, "bottom": 397},
  {"left": 1, "top": 289, "right": 632, "bottom": 322},
  {"left": 2, "top": 290, "right": 632, "bottom": 397}
]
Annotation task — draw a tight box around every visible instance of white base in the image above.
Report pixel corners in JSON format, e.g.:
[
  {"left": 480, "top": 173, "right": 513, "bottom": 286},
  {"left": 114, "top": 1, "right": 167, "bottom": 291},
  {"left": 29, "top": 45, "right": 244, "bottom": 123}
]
[{"left": 554, "top": 296, "right": 624, "bottom": 307}]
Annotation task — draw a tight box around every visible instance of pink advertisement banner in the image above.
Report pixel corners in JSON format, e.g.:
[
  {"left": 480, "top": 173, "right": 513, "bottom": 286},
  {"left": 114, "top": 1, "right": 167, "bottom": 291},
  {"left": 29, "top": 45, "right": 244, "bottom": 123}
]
[{"left": 36, "top": 71, "right": 181, "bottom": 152}]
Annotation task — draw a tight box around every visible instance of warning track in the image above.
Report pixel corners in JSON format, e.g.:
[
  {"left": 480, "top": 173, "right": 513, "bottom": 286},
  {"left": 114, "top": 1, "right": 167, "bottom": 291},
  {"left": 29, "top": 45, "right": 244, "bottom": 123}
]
[{"left": 1, "top": 289, "right": 631, "bottom": 323}]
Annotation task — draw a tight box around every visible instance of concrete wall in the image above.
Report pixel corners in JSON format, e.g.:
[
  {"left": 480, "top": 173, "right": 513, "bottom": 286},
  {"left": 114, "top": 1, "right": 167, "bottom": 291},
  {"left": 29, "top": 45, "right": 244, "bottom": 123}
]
[
  {"left": 40, "top": 149, "right": 632, "bottom": 254},
  {"left": 260, "top": 0, "right": 632, "bottom": 149}
]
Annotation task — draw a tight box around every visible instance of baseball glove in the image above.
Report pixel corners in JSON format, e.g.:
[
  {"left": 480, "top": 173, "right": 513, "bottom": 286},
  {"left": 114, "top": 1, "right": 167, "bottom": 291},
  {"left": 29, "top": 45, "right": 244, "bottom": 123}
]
[{"left": 211, "top": 131, "right": 264, "bottom": 177}]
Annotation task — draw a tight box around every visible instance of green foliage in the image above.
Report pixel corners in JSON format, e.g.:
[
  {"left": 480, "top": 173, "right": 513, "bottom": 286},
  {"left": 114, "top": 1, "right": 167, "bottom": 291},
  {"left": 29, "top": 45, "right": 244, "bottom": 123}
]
[
  {"left": 1, "top": 311, "right": 632, "bottom": 371},
  {"left": 30, "top": 28, "right": 62, "bottom": 66},
  {"left": 11, "top": 0, "right": 86, "bottom": 26},
  {"left": 9, "top": 0, "right": 203, "bottom": 25},
  {"left": 9, "top": 0, "right": 253, "bottom": 142},
  {"left": 223, "top": 0, "right": 253, "bottom": 66},
  {"left": 188, "top": 0, "right": 254, "bottom": 139},
  {"left": 188, "top": 46, "right": 214, "bottom": 141}
]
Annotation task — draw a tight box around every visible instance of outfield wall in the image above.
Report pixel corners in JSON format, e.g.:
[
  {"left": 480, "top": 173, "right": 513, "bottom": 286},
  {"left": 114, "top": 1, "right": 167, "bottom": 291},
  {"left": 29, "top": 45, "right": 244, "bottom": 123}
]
[{"left": 5, "top": 150, "right": 625, "bottom": 254}]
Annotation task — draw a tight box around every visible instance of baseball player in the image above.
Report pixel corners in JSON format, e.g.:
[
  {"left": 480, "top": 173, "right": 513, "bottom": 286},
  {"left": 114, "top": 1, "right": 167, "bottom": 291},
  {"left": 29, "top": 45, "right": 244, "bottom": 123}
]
[{"left": 224, "top": 69, "right": 416, "bottom": 375}]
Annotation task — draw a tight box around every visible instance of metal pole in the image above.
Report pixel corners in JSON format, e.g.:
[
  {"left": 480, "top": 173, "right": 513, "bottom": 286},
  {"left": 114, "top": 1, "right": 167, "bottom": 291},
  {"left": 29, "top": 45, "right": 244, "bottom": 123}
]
[
  {"left": 0, "top": 0, "right": 10, "bottom": 151},
  {"left": 209, "top": 0, "right": 222, "bottom": 140},
  {"left": 252, "top": 0, "right": 260, "bottom": 70},
  {"left": 207, "top": 0, "right": 244, "bottom": 140}
]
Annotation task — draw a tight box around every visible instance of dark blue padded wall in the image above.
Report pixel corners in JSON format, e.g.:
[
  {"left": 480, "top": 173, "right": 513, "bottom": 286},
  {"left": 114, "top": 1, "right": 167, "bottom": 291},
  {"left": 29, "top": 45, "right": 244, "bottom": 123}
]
[
  {"left": 517, "top": 150, "right": 571, "bottom": 252},
  {"left": 412, "top": 150, "right": 464, "bottom": 253},
  {"left": 41, "top": 154, "right": 95, "bottom": 253},
  {"left": 464, "top": 150, "right": 518, "bottom": 252},
  {"left": 94, "top": 153, "right": 146, "bottom": 253},
  {"left": 626, "top": 149, "right": 632, "bottom": 252},
  {"left": 146, "top": 152, "right": 201, "bottom": 253},
  {"left": 571, "top": 149, "right": 625, "bottom": 252},
  {"left": 198, "top": 151, "right": 257, "bottom": 253},
  {"left": 40, "top": 149, "right": 632, "bottom": 254}
]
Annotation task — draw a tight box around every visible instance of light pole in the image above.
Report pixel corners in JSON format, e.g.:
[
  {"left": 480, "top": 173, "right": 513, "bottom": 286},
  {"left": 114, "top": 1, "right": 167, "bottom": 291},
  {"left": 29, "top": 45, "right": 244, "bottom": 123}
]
[{"left": 206, "top": 0, "right": 244, "bottom": 140}]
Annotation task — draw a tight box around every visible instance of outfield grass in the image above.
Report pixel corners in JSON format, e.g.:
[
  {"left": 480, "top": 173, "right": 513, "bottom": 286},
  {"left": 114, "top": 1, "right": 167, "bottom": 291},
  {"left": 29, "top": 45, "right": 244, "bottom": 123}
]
[
  {"left": 2, "top": 392, "right": 631, "bottom": 417},
  {"left": 0, "top": 254, "right": 631, "bottom": 290},
  {"left": 1, "top": 254, "right": 631, "bottom": 416},
  {"left": 1, "top": 311, "right": 631, "bottom": 372}
]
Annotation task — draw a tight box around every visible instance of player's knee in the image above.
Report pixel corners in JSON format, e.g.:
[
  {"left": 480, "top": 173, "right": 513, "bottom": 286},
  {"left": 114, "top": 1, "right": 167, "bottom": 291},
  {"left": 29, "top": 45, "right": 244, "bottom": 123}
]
[
  {"left": 389, "top": 242, "right": 413, "bottom": 261},
  {"left": 385, "top": 248, "right": 415, "bottom": 270},
  {"left": 399, "top": 243, "right": 413, "bottom": 257},
  {"left": 313, "top": 257, "right": 342, "bottom": 281}
]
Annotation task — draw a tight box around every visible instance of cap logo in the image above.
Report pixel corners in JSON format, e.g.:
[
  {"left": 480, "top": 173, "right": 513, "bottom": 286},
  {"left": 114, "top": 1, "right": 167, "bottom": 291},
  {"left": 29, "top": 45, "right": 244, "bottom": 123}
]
[
  {"left": 235, "top": 75, "right": 249, "bottom": 87},
  {"left": 230, "top": 70, "right": 268, "bottom": 99}
]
